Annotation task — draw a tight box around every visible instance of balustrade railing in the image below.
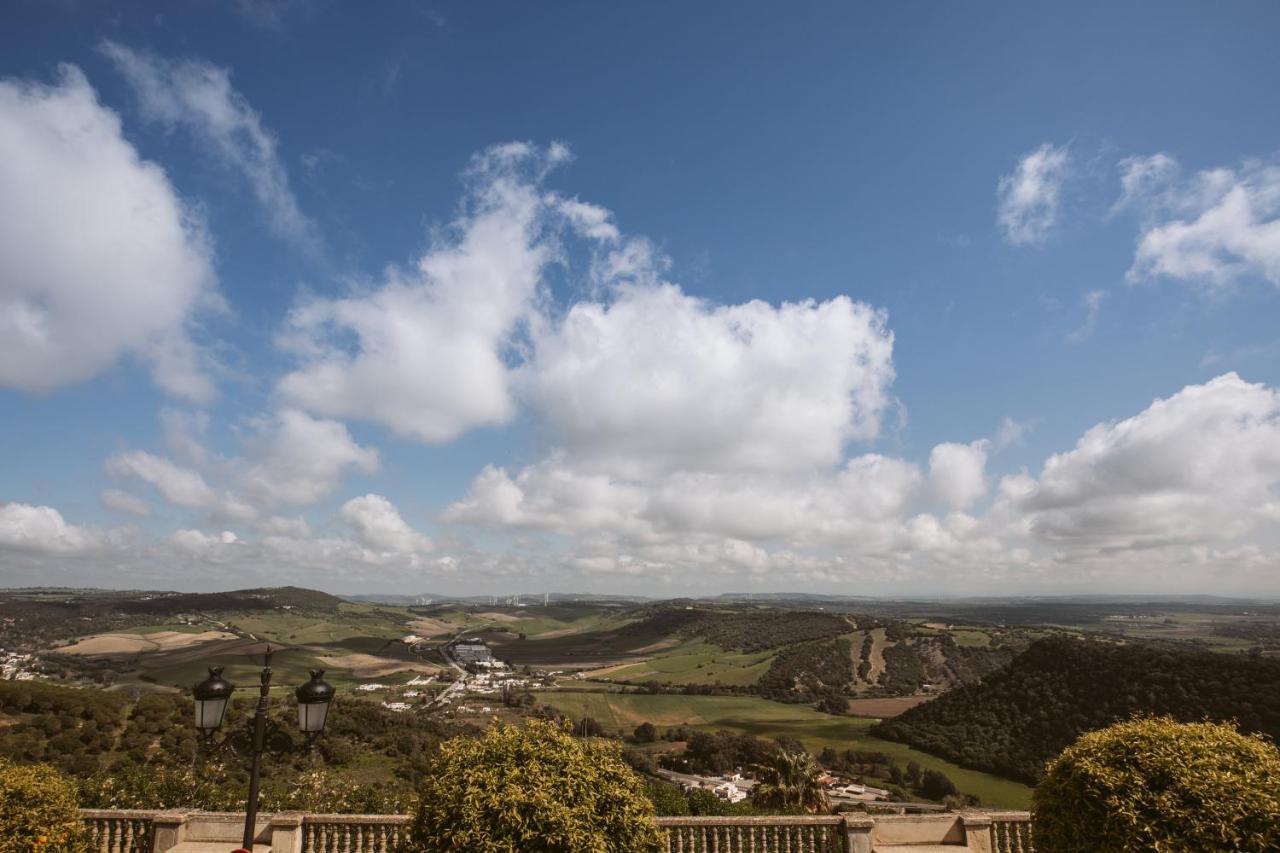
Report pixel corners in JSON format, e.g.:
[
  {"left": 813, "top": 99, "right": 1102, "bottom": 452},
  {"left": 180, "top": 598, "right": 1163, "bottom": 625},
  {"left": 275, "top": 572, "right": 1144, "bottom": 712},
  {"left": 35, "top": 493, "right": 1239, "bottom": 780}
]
[
  {"left": 81, "top": 809, "right": 157, "bottom": 853},
  {"left": 988, "top": 811, "right": 1035, "bottom": 853},
  {"left": 655, "top": 816, "right": 847, "bottom": 853},
  {"left": 76, "top": 808, "right": 1032, "bottom": 852},
  {"left": 302, "top": 813, "right": 412, "bottom": 852}
]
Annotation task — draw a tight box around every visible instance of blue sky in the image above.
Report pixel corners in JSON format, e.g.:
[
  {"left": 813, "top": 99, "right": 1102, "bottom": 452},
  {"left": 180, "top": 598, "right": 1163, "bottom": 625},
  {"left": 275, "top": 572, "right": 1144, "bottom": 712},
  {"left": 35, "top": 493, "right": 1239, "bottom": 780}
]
[{"left": 2, "top": 1, "right": 1279, "bottom": 596}]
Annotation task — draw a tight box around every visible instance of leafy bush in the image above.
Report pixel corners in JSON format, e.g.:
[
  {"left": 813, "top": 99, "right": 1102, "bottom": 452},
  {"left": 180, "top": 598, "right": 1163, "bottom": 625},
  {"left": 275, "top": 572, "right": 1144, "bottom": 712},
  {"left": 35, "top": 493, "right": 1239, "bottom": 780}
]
[
  {"left": 0, "top": 759, "right": 85, "bottom": 853},
  {"left": 409, "top": 720, "right": 660, "bottom": 852},
  {"left": 1033, "top": 717, "right": 1280, "bottom": 852},
  {"left": 77, "top": 764, "right": 415, "bottom": 814}
]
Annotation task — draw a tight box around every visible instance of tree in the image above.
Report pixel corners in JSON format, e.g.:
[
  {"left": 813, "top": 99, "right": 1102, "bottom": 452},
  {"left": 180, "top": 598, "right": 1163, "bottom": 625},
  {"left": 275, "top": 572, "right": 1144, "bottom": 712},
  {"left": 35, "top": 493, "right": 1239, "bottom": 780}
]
[
  {"left": 750, "top": 750, "right": 830, "bottom": 814},
  {"left": 1034, "top": 717, "right": 1280, "bottom": 852},
  {"left": 573, "top": 716, "right": 604, "bottom": 737},
  {"left": 409, "top": 721, "right": 660, "bottom": 852},
  {"left": 0, "top": 759, "right": 85, "bottom": 853},
  {"left": 633, "top": 722, "right": 657, "bottom": 743},
  {"left": 919, "top": 769, "right": 957, "bottom": 800}
]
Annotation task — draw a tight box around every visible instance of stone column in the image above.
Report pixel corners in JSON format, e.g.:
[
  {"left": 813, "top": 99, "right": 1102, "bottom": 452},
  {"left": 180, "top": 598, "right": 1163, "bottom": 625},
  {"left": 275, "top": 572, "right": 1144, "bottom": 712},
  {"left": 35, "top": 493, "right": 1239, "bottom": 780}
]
[
  {"left": 841, "top": 814, "right": 876, "bottom": 853},
  {"left": 961, "top": 813, "right": 994, "bottom": 853},
  {"left": 150, "top": 810, "right": 190, "bottom": 853},
  {"left": 268, "top": 811, "right": 306, "bottom": 853}
]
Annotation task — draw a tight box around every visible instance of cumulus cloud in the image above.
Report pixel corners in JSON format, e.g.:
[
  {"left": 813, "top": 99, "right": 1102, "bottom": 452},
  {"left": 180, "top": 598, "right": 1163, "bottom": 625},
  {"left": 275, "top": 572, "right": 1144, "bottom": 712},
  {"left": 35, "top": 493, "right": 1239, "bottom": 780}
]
[
  {"left": 523, "top": 284, "right": 894, "bottom": 475},
  {"left": 443, "top": 373, "right": 1280, "bottom": 592},
  {"left": 929, "top": 440, "right": 990, "bottom": 510},
  {"left": 0, "top": 65, "right": 217, "bottom": 400},
  {"left": 100, "top": 41, "right": 318, "bottom": 254},
  {"left": 1011, "top": 372, "right": 1280, "bottom": 550},
  {"left": 277, "top": 144, "right": 559, "bottom": 442},
  {"left": 104, "top": 408, "right": 379, "bottom": 524},
  {"left": 340, "top": 494, "right": 432, "bottom": 553},
  {"left": 0, "top": 503, "right": 101, "bottom": 554},
  {"left": 277, "top": 141, "right": 895, "bottom": 467},
  {"left": 105, "top": 450, "right": 218, "bottom": 508},
  {"left": 997, "top": 142, "right": 1071, "bottom": 245},
  {"left": 1124, "top": 154, "right": 1280, "bottom": 292},
  {"left": 239, "top": 410, "right": 379, "bottom": 506},
  {"left": 100, "top": 489, "right": 151, "bottom": 517}
]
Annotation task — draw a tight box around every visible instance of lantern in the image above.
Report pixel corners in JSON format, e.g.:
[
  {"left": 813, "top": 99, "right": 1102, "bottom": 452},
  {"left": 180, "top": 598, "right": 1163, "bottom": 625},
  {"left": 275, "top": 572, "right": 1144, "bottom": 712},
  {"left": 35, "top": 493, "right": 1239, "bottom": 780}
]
[
  {"left": 192, "top": 666, "right": 234, "bottom": 731},
  {"left": 295, "top": 669, "right": 335, "bottom": 734}
]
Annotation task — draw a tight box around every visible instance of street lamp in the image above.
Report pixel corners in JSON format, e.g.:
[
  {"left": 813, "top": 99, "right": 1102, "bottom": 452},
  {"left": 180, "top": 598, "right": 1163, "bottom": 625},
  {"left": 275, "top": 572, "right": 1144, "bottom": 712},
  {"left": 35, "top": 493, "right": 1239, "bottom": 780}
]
[
  {"left": 295, "top": 669, "right": 335, "bottom": 735},
  {"left": 192, "top": 666, "right": 233, "bottom": 732},
  {"left": 191, "top": 646, "right": 335, "bottom": 850}
]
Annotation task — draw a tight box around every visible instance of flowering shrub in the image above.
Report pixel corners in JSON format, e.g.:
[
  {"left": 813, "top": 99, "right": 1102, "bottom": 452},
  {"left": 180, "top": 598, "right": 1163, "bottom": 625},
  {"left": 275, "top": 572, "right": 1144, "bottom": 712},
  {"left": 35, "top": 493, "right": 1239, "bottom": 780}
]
[{"left": 0, "top": 759, "right": 85, "bottom": 853}]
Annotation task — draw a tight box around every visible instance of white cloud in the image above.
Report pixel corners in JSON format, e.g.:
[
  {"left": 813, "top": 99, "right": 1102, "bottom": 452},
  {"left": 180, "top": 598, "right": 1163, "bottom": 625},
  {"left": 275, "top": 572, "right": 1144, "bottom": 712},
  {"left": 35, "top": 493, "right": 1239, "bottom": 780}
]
[
  {"left": 0, "top": 65, "right": 217, "bottom": 400},
  {"left": 105, "top": 450, "right": 218, "bottom": 508},
  {"left": 0, "top": 503, "right": 100, "bottom": 554},
  {"left": 995, "top": 416, "right": 1033, "bottom": 450},
  {"left": 1012, "top": 373, "right": 1280, "bottom": 550},
  {"left": 1114, "top": 153, "right": 1179, "bottom": 213},
  {"left": 929, "top": 440, "right": 990, "bottom": 510},
  {"left": 239, "top": 410, "right": 379, "bottom": 506},
  {"left": 997, "top": 142, "right": 1071, "bottom": 245},
  {"left": 1125, "top": 155, "right": 1280, "bottom": 292},
  {"left": 443, "top": 373, "right": 1280, "bottom": 592},
  {"left": 340, "top": 494, "right": 432, "bottom": 553},
  {"left": 100, "top": 41, "right": 318, "bottom": 254},
  {"left": 523, "top": 284, "right": 895, "bottom": 475},
  {"left": 100, "top": 489, "right": 151, "bottom": 517},
  {"left": 1067, "top": 289, "right": 1106, "bottom": 343},
  {"left": 277, "top": 144, "right": 558, "bottom": 442}
]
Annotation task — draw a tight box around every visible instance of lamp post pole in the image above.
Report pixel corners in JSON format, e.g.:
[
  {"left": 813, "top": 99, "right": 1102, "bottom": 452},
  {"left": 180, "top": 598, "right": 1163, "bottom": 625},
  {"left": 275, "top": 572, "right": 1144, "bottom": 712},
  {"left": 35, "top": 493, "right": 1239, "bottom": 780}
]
[
  {"left": 242, "top": 648, "right": 273, "bottom": 849},
  {"left": 192, "top": 647, "right": 334, "bottom": 853}
]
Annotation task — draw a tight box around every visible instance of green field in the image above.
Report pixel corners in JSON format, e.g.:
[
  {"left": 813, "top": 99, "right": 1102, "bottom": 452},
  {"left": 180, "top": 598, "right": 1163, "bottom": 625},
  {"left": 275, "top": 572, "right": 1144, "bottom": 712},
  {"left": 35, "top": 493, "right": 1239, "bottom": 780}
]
[
  {"left": 225, "top": 604, "right": 410, "bottom": 645},
  {"left": 541, "top": 691, "right": 1032, "bottom": 809},
  {"left": 599, "top": 640, "right": 774, "bottom": 686}
]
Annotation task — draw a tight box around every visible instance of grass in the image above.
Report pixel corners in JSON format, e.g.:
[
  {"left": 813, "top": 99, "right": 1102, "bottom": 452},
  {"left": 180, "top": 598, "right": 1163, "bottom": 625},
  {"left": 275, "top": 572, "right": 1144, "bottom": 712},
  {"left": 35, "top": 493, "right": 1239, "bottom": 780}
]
[
  {"left": 224, "top": 611, "right": 408, "bottom": 645},
  {"left": 541, "top": 691, "right": 1032, "bottom": 809},
  {"left": 949, "top": 629, "right": 993, "bottom": 648},
  {"left": 601, "top": 640, "right": 774, "bottom": 686}
]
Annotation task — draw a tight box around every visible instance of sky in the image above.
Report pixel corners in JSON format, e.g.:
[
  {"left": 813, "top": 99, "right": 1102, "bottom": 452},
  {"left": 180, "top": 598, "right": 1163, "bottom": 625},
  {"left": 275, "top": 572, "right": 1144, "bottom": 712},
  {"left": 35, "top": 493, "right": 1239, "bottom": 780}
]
[{"left": 1, "top": 1, "right": 1279, "bottom": 597}]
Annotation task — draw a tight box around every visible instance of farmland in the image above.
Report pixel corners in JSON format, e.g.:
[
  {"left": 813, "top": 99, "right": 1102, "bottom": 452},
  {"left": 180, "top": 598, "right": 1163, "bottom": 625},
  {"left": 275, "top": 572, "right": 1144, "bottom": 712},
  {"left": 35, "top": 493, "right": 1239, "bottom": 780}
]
[{"left": 540, "top": 690, "right": 1033, "bottom": 808}]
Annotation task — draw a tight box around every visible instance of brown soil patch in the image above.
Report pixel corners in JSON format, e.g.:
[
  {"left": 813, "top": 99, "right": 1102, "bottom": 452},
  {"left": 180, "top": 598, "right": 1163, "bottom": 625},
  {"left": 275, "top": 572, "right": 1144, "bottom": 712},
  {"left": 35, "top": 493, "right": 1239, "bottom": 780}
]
[
  {"left": 582, "top": 659, "right": 654, "bottom": 678},
  {"left": 57, "top": 630, "right": 237, "bottom": 656},
  {"left": 472, "top": 611, "right": 520, "bottom": 622},
  {"left": 408, "top": 617, "right": 455, "bottom": 637},
  {"left": 845, "top": 695, "right": 932, "bottom": 718},
  {"left": 631, "top": 638, "right": 681, "bottom": 654},
  {"left": 317, "top": 653, "right": 444, "bottom": 679}
]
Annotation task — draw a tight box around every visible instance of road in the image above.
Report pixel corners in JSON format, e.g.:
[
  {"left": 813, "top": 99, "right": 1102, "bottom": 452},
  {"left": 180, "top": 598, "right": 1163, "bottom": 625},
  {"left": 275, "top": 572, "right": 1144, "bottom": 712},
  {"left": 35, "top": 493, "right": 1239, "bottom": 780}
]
[
  {"left": 656, "top": 768, "right": 757, "bottom": 792},
  {"left": 424, "top": 622, "right": 495, "bottom": 710}
]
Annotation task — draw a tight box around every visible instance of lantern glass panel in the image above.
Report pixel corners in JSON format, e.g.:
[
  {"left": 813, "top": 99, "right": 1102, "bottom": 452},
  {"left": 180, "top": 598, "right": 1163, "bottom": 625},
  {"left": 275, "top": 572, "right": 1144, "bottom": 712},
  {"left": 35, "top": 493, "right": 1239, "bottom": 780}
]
[
  {"left": 297, "top": 699, "right": 329, "bottom": 733},
  {"left": 194, "top": 696, "right": 229, "bottom": 731}
]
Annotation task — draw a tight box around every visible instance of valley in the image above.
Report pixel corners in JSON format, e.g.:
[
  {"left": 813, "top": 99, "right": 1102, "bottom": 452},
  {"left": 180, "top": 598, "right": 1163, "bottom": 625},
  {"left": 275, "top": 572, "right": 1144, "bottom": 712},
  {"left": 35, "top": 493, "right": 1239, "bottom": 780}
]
[{"left": 3, "top": 585, "right": 1279, "bottom": 813}]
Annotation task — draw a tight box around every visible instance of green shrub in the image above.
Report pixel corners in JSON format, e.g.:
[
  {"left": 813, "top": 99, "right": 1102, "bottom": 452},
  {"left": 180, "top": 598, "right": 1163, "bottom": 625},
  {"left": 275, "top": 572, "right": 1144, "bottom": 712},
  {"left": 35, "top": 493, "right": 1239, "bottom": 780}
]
[
  {"left": 0, "top": 759, "right": 85, "bottom": 853},
  {"left": 1033, "top": 716, "right": 1280, "bottom": 852},
  {"left": 409, "top": 720, "right": 660, "bottom": 852}
]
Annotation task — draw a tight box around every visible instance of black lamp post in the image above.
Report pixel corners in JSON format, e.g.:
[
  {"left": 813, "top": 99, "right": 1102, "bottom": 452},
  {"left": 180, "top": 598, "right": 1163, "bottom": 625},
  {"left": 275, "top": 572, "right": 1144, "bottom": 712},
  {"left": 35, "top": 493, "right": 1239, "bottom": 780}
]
[{"left": 191, "top": 647, "right": 335, "bottom": 849}]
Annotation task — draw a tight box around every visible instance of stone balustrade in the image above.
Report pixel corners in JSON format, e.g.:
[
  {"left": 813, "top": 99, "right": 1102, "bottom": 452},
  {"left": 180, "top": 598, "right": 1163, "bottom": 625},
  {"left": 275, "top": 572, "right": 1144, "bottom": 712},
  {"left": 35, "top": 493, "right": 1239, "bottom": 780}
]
[{"left": 81, "top": 809, "right": 1033, "bottom": 852}]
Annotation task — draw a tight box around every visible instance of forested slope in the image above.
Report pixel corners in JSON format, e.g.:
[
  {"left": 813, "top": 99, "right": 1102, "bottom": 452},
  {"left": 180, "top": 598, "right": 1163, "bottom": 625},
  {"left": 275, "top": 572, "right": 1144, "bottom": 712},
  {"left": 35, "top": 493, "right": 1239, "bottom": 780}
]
[{"left": 873, "top": 637, "right": 1280, "bottom": 782}]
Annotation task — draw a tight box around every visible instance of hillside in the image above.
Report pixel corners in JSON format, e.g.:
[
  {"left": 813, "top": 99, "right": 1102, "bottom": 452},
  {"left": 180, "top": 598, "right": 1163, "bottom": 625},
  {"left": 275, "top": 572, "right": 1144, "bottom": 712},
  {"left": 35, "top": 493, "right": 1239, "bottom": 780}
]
[{"left": 873, "top": 637, "right": 1280, "bottom": 783}]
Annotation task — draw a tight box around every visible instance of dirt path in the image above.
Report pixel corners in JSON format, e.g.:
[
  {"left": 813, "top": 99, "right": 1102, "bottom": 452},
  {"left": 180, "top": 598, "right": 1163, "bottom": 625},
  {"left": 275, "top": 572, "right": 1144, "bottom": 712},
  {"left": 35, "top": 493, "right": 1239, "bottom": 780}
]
[{"left": 867, "top": 627, "right": 889, "bottom": 683}]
